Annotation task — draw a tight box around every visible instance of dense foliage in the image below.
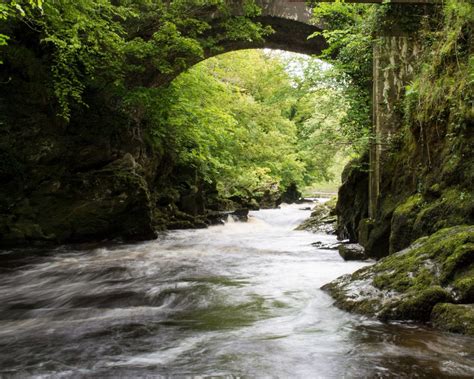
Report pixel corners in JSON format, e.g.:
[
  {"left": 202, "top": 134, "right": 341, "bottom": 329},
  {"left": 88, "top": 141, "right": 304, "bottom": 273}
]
[
  {"left": 308, "top": 0, "right": 374, "bottom": 155},
  {"left": 0, "top": 0, "right": 271, "bottom": 120},
  {"left": 151, "top": 50, "right": 354, "bottom": 199},
  {"left": 0, "top": 0, "right": 366, "bottom": 217},
  {"left": 308, "top": 0, "right": 473, "bottom": 159},
  {"left": 404, "top": 0, "right": 473, "bottom": 143}
]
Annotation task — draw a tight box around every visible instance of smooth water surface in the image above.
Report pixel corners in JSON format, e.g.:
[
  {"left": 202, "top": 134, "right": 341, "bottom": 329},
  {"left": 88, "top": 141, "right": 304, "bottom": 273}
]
[{"left": 0, "top": 203, "right": 473, "bottom": 378}]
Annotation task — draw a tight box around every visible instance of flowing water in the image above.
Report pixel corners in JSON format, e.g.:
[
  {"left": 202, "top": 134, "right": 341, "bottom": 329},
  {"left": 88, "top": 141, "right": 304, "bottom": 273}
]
[{"left": 0, "top": 203, "right": 473, "bottom": 378}]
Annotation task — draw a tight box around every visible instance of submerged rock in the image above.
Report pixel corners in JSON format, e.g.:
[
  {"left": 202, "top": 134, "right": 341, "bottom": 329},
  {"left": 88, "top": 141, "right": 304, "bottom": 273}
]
[
  {"left": 295, "top": 198, "right": 337, "bottom": 234},
  {"left": 322, "top": 225, "right": 474, "bottom": 334},
  {"left": 338, "top": 243, "right": 368, "bottom": 261}
]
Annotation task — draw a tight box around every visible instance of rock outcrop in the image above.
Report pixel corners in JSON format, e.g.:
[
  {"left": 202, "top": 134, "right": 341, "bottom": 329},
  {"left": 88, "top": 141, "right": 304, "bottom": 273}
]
[
  {"left": 335, "top": 155, "right": 369, "bottom": 243},
  {"left": 338, "top": 243, "right": 368, "bottom": 261},
  {"left": 295, "top": 198, "right": 337, "bottom": 234},
  {"left": 323, "top": 226, "right": 474, "bottom": 334}
]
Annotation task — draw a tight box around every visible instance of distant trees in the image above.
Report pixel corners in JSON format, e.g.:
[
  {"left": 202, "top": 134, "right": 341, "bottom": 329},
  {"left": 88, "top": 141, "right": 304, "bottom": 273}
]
[{"left": 156, "top": 49, "right": 362, "bottom": 198}]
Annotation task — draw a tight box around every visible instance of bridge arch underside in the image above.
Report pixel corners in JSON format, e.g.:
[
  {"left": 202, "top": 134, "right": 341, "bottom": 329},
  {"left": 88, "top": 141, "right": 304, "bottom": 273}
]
[
  {"left": 219, "top": 17, "right": 327, "bottom": 56},
  {"left": 147, "top": 17, "right": 326, "bottom": 88}
]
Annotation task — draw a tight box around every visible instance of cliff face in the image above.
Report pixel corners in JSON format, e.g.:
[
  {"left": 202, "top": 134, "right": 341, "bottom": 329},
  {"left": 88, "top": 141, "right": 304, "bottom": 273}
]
[
  {"left": 331, "top": 2, "right": 473, "bottom": 333},
  {"left": 336, "top": 1, "right": 474, "bottom": 259},
  {"left": 0, "top": 78, "right": 240, "bottom": 246},
  {"left": 337, "top": 116, "right": 474, "bottom": 259},
  {"left": 0, "top": 27, "right": 215, "bottom": 247},
  {"left": 0, "top": 33, "right": 285, "bottom": 247},
  {"left": 0, "top": 55, "right": 156, "bottom": 245}
]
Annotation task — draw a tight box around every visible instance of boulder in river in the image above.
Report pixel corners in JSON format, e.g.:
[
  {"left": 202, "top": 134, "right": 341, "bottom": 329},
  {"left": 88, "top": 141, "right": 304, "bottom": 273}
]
[
  {"left": 201, "top": 208, "right": 250, "bottom": 226},
  {"left": 231, "top": 208, "right": 249, "bottom": 222},
  {"left": 338, "top": 243, "right": 368, "bottom": 261},
  {"left": 295, "top": 197, "right": 337, "bottom": 234},
  {"left": 322, "top": 225, "right": 474, "bottom": 335}
]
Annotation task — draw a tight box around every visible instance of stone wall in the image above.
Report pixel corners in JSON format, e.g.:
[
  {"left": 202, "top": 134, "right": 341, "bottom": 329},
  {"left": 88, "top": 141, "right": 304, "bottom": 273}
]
[{"left": 370, "top": 35, "right": 422, "bottom": 217}]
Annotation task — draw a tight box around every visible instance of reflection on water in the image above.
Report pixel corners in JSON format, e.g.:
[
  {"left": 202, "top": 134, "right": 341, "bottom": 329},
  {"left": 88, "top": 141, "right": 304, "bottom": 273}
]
[{"left": 0, "top": 203, "right": 473, "bottom": 378}]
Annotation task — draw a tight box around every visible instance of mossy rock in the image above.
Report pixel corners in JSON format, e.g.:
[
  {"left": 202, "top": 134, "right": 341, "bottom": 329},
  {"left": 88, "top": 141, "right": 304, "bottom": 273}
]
[
  {"left": 0, "top": 154, "right": 157, "bottom": 246},
  {"left": 323, "top": 225, "right": 474, "bottom": 334},
  {"left": 361, "top": 193, "right": 403, "bottom": 258},
  {"left": 389, "top": 194, "right": 424, "bottom": 253},
  {"left": 383, "top": 286, "right": 452, "bottom": 321},
  {"left": 358, "top": 218, "right": 375, "bottom": 248},
  {"left": 363, "top": 222, "right": 391, "bottom": 259},
  {"left": 338, "top": 243, "right": 368, "bottom": 261},
  {"left": 413, "top": 189, "right": 474, "bottom": 240},
  {"left": 452, "top": 267, "right": 474, "bottom": 303},
  {"left": 372, "top": 226, "right": 473, "bottom": 294},
  {"left": 431, "top": 303, "right": 474, "bottom": 336}
]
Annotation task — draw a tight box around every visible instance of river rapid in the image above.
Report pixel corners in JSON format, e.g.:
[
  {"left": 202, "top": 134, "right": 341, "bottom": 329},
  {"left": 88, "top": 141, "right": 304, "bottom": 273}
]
[{"left": 0, "top": 203, "right": 473, "bottom": 378}]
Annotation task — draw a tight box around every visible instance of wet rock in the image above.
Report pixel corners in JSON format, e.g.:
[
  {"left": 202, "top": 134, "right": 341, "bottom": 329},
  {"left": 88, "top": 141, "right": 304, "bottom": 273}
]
[
  {"left": 335, "top": 155, "right": 369, "bottom": 242},
  {"left": 322, "top": 225, "right": 474, "bottom": 334},
  {"left": 295, "top": 198, "right": 337, "bottom": 234},
  {"left": 205, "top": 211, "right": 226, "bottom": 226},
  {"left": 231, "top": 208, "right": 249, "bottom": 222},
  {"left": 228, "top": 195, "right": 260, "bottom": 211},
  {"left": 338, "top": 243, "right": 368, "bottom": 261},
  {"left": 201, "top": 208, "right": 249, "bottom": 226},
  {"left": 166, "top": 208, "right": 208, "bottom": 230},
  {"left": 168, "top": 220, "right": 206, "bottom": 229},
  {"left": 357, "top": 218, "right": 375, "bottom": 249},
  {"left": 248, "top": 198, "right": 260, "bottom": 210},
  {"left": 257, "top": 187, "right": 282, "bottom": 209},
  {"left": 0, "top": 153, "right": 157, "bottom": 246},
  {"left": 280, "top": 183, "right": 301, "bottom": 204}
]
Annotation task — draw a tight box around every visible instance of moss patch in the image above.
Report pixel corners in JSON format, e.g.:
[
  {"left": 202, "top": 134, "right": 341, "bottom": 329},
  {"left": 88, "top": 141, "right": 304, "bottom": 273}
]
[
  {"left": 413, "top": 189, "right": 474, "bottom": 239},
  {"left": 389, "top": 194, "right": 424, "bottom": 253},
  {"left": 431, "top": 303, "right": 474, "bottom": 336}
]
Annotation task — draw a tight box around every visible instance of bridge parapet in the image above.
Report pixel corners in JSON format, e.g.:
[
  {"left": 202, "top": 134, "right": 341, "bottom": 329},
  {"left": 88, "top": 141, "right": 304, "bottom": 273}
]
[
  {"left": 254, "top": 0, "right": 438, "bottom": 26},
  {"left": 256, "top": 0, "right": 312, "bottom": 24}
]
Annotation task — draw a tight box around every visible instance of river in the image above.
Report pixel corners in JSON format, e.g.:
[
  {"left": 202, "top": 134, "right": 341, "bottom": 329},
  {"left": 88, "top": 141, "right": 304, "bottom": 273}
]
[{"left": 0, "top": 203, "right": 473, "bottom": 378}]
